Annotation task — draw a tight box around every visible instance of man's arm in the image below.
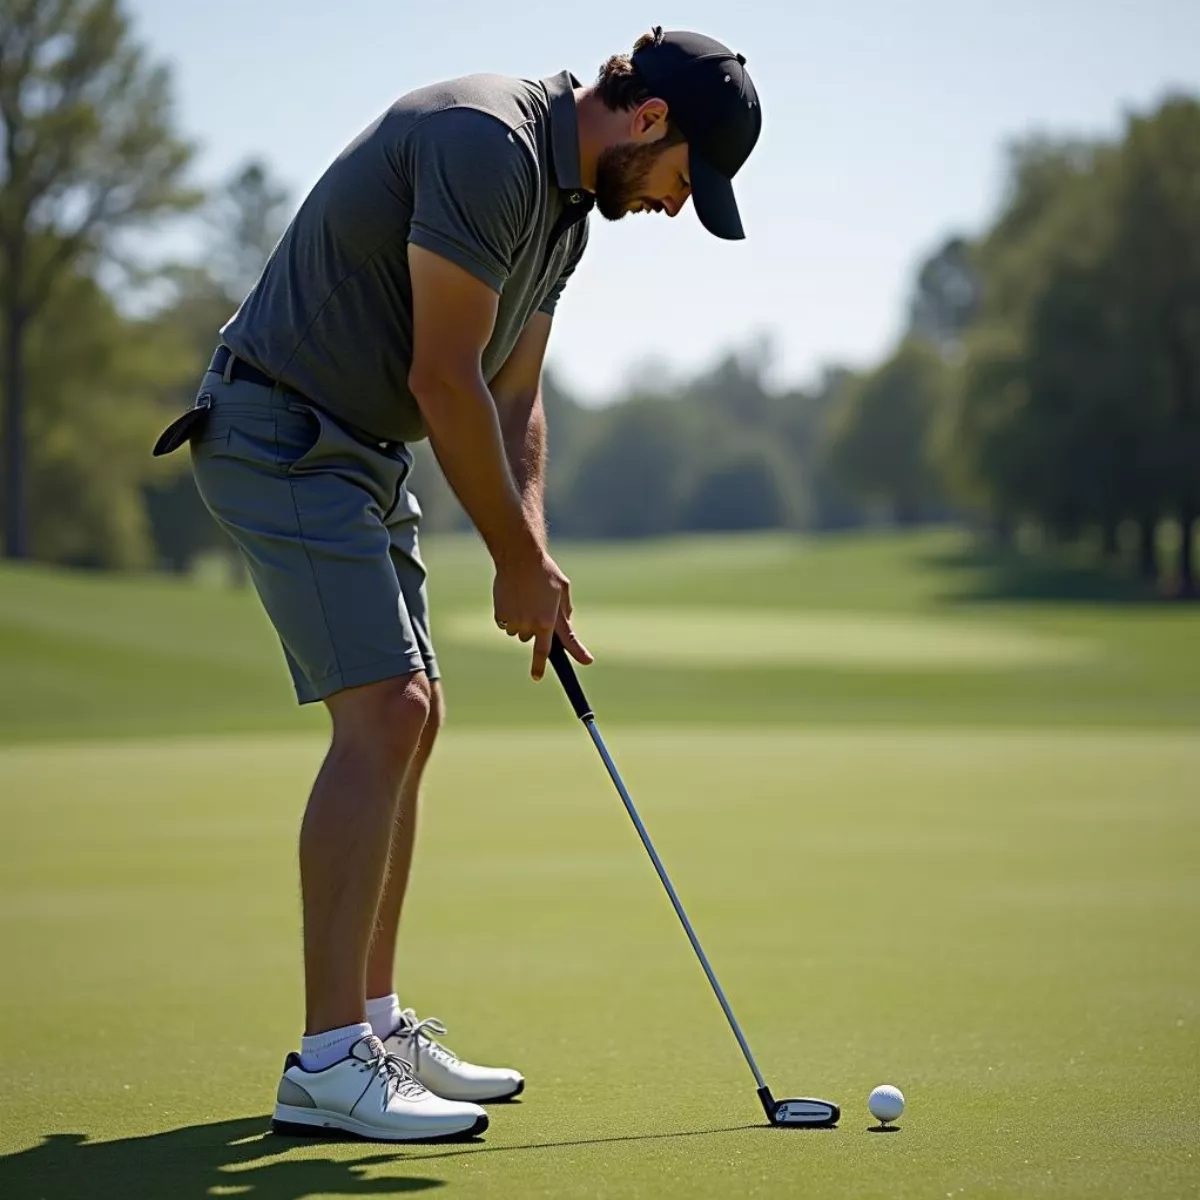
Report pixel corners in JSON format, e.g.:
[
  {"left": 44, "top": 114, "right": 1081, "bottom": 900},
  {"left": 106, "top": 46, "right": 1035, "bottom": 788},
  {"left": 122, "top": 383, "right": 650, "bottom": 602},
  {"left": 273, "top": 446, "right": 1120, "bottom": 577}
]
[
  {"left": 407, "top": 244, "right": 536, "bottom": 563},
  {"left": 407, "top": 245, "right": 589, "bottom": 678},
  {"left": 490, "top": 311, "right": 555, "bottom": 543}
]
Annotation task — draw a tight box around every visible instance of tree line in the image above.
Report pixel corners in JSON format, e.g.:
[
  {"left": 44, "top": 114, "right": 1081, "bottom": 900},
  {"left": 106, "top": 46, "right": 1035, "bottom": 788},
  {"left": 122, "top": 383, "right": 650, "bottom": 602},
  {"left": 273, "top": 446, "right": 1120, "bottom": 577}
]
[{"left": 2, "top": 1, "right": 1197, "bottom": 594}]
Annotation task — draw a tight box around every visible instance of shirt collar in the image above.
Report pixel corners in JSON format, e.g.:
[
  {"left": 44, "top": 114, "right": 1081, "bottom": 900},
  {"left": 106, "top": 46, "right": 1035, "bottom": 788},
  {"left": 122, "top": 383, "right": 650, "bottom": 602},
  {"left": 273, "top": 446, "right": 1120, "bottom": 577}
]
[{"left": 543, "top": 70, "right": 584, "bottom": 192}]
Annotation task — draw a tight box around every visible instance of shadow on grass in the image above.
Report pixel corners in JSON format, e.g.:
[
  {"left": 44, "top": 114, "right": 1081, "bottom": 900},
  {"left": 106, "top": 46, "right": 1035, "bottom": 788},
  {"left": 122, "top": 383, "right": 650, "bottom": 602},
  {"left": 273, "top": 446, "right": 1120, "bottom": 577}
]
[
  {"left": 403, "top": 1123, "right": 769, "bottom": 1163},
  {"left": 0, "top": 1118, "right": 442, "bottom": 1200},
  {"left": 926, "top": 541, "right": 1161, "bottom": 606},
  {"left": 0, "top": 1117, "right": 772, "bottom": 1198}
]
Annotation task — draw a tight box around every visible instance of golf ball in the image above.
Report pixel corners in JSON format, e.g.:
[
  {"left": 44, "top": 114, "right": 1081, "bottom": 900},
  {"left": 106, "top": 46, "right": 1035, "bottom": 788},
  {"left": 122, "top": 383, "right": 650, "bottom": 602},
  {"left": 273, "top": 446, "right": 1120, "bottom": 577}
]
[{"left": 868, "top": 1084, "right": 905, "bottom": 1124}]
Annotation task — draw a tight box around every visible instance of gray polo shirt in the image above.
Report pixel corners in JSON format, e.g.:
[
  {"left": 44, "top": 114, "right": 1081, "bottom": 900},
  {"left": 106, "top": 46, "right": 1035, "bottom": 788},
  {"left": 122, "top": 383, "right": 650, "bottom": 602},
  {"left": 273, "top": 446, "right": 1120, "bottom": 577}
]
[{"left": 220, "top": 70, "right": 592, "bottom": 443}]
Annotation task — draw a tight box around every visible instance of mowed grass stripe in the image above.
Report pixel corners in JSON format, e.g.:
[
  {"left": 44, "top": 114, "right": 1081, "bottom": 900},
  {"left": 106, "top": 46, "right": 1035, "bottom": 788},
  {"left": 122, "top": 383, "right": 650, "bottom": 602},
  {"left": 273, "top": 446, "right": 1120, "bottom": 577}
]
[{"left": 443, "top": 607, "right": 1100, "bottom": 668}]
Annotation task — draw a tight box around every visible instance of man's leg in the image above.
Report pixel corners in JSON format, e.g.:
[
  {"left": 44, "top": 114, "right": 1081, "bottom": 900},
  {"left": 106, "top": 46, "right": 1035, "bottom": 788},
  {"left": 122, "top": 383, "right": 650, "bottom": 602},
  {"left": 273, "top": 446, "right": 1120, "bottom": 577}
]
[
  {"left": 361, "top": 677, "right": 525, "bottom": 1102},
  {"left": 365, "top": 682, "right": 444, "bottom": 1001},
  {"left": 303, "top": 672, "right": 431, "bottom": 1035},
  {"left": 278, "top": 667, "right": 488, "bottom": 1141}
]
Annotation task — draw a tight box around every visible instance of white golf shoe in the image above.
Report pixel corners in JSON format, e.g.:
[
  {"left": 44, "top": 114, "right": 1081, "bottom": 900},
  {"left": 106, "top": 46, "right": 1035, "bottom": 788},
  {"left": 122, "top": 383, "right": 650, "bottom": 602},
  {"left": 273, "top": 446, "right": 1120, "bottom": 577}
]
[
  {"left": 383, "top": 1008, "right": 524, "bottom": 1103},
  {"left": 272, "top": 1033, "right": 488, "bottom": 1141}
]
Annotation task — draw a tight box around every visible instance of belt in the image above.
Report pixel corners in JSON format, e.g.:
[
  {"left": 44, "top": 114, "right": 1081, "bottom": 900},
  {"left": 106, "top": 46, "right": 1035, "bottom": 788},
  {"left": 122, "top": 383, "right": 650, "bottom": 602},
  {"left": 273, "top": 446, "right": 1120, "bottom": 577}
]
[
  {"left": 206, "top": 345, "right": 400, "bottom": 452},
  {"left": 208, "top": 344, "right": 288, "bottom": 393}
]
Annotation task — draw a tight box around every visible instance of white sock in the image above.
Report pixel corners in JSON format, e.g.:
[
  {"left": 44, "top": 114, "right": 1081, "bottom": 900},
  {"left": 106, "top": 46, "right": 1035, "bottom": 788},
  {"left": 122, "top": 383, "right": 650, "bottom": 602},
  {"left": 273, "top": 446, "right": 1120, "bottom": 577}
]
[
  {"left": 300, "top": 1021, "right": 373, "bottom": 1071},
  {"left": 366, "top": 992, "right": 403, "bottom": 1039}
]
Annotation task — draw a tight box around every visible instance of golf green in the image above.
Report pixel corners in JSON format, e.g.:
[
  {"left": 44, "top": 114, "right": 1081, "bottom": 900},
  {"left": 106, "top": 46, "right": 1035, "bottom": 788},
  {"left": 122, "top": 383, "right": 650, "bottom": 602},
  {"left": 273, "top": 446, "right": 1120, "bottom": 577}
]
[{"left": 2, "top": 728, "right": 1197, "bottom": 1198}]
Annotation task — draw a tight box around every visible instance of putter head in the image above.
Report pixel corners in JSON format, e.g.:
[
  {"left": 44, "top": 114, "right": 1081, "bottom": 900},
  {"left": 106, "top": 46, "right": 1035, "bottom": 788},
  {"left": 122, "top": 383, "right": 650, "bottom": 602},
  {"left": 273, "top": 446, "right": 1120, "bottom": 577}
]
[{"left": 758, "top": 1087, "right": 840, "bottom": 1128}]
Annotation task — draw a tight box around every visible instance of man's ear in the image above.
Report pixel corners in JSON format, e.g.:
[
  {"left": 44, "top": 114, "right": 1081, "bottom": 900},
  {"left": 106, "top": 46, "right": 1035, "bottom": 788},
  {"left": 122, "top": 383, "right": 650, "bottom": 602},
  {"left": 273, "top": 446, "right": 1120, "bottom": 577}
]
[{"left": 632, "top": 97, "right": 671, "bottom": 140}]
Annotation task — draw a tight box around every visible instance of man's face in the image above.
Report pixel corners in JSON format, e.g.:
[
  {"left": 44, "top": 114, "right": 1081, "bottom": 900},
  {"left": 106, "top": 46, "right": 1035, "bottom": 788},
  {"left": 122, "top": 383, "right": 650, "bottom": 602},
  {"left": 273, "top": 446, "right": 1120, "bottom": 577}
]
[{"left": 593, "top": 110, "right": 693, "bottom": 223}]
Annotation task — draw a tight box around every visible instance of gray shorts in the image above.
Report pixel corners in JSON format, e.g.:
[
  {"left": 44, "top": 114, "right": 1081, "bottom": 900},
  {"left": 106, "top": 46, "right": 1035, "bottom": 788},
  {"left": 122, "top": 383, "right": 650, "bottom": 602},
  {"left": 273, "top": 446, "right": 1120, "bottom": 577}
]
[{"left": 189, "top": 371, "right": 437, "bottom": 703}]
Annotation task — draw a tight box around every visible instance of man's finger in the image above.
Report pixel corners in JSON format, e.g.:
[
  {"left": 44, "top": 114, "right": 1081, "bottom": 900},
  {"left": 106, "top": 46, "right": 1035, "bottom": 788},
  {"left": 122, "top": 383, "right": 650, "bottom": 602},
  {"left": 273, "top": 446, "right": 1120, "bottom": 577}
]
[
  {"left": 560, "top": 578, "right": 573, "bottom": 621},
  {"left": 531, "top": 626, "right": 553, "bottom": 681},
  {"left": 556, "top": 610, "right": 594, "bottom": 665}
]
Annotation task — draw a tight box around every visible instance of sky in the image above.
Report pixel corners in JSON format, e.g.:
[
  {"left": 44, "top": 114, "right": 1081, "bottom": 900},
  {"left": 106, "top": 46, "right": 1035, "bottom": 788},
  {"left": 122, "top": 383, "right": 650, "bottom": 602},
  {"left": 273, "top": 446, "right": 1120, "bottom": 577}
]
[{"left": 125, "top": 0, "right": 1198, "bottom": 401}]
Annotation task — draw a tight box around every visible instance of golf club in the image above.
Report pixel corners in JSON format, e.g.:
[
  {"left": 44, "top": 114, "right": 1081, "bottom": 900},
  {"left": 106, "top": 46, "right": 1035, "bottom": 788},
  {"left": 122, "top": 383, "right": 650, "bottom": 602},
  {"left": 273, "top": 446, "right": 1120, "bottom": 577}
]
[{"left": 547, "top": 636, "right": 840, "bottom": 1128}]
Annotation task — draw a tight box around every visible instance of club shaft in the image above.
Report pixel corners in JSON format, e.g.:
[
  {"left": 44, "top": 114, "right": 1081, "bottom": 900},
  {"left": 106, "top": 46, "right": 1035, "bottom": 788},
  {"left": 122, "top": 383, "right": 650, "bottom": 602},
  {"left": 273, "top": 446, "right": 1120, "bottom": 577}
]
[{"left": 583, "top": 717, "right": 768, "bottom": 1093}]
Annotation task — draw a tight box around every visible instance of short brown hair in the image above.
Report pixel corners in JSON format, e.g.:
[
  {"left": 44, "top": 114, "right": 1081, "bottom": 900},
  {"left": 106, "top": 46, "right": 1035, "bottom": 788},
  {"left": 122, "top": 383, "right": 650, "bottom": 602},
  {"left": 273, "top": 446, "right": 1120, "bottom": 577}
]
[{"left": 595, "top": 31, "right": 687, "bottom": 142}]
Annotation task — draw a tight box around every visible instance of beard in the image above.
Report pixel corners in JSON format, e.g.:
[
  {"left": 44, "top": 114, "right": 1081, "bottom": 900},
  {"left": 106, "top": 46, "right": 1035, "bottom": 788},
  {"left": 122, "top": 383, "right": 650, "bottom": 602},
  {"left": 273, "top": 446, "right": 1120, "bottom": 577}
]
[{"left": 593, "top": 141, "right": 668, "bottom": 221}]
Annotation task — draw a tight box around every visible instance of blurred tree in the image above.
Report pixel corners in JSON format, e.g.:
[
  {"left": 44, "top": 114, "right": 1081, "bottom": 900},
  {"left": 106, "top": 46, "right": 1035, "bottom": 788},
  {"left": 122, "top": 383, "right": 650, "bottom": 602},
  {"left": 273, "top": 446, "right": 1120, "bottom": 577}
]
[
  {"left": 978, "top": 136, "right": 1104, "bottom": 322},
  {"left": 205, "top": 159, "right": 290, "bottom": 301},
  {"left": 933, "top": 324, "right": 1028, "bottom": 538},
  {"left": 908, "top": 235, "right": 982, "bottom": 356},
  {"left": 405, "top": 440, "right": 467, "bottom": 534},
  {"left": 678, "top": 433, "right": 801, "bottom": 532},
  {"left": 824, "top": 339, "right": 948, "bottom": 525},
  {"left": 1104, "top": 97, "right": 1200, "bottom": 595},
  {"left": 946, "top": 101, "right": 1200, "bottom": 594},
  {"left": 0, "top": 0, "right": 198, "bottom": 558},
  {"left": 142, "top": 265, "right": 236, "bottom": 572},
  {"left": 687, "top": 335, "right": 777, "bottom": 427},
  {"left": 940, "top": 139, "right": 1110, "bottom": 545},
  {"left": 1022, "top": 247, "right": 1156, "bottom": 562},
  {"left": 774, "top": 366, "right": 865, "bottom": 532},
  {"left": 20, "top": 266, "right": 190, "bottom": 565},
  {"left": 566, "top": 397, "right": 700, "bottom": 538},
  {"left": 146, "top": 159, "right": 293, "bottom": 576},
  {"left": 542, "top": 367, "right": 595, "bottom": 536}
]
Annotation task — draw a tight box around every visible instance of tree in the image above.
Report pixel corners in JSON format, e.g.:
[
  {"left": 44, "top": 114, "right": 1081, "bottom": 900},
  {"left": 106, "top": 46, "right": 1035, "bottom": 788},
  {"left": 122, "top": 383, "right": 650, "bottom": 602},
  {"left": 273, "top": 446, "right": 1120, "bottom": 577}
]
[
  {"left": 142, "top": 265, "right": 239, "bottom": 571},
  {"left": 679, "top": 434, "right": 800, "bottom": 532},
  {"left": 205, "top": 159, "right": 290, "bottom": 301},
  {"left": 20, "top": 265, "right": 191, "bottom": 565},
  {"left": 946, "top": 101, "right": 1200, "bottom": 593},
  {"left": 933, "top": 323, "right": 1027, "bottom": 538},
  {"left": 686, "top": 335, "right": 777, "bottom": 427},
  {"left": 825, "top": 339, "right": 948, "bottom": 525},
  {"left": 542, "top": 366, "right": 594, "bottom": 537},
  {"left": 145, "top": 159, "right": 293, "bottom": 574},
  {"left": 0, "top": 0, "right": 198, "bottom": 558},
  {"left": 978, "top": 136, "right": 1105, "bottom": 322},
  {"left": 1105, "top": 97, "right": 1200, "bottom": 594},
  {"left": 566, "top": 397, "right": 701, "bottom": 538},
  {"left": 908, "top": 235, "right": 982, "bottom": 357}
]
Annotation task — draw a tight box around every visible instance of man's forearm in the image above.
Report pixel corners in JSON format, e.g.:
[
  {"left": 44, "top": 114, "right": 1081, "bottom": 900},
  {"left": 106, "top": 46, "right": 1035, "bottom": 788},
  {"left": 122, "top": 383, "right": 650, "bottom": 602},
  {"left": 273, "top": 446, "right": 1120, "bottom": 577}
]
[
  {"left": 411, "top": 371, "right": 542, "bottom": 563},
  {"left": 500, "top": 388, "right": 547, "bottom": 543}
]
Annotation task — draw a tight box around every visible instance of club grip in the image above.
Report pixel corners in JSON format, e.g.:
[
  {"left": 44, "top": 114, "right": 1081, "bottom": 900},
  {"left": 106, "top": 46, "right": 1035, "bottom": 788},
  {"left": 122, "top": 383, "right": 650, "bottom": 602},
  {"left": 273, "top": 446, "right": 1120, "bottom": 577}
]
[{"left": 549, "top": 635, "right": 594, "bottom": 721}]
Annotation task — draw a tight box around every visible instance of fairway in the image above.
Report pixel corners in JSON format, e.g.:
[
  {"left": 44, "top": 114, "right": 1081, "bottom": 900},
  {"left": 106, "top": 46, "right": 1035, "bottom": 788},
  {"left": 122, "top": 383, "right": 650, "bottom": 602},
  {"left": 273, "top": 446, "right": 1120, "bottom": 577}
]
[
  {"left": 3, "top": 530, "right": 1200, "bottom": 1198},
  {"left": 4, "top": 530, "right": 1200, "bottom": 742},
  {"left": 2, "top": 728, "right": 1198, "bottom": 1199}
]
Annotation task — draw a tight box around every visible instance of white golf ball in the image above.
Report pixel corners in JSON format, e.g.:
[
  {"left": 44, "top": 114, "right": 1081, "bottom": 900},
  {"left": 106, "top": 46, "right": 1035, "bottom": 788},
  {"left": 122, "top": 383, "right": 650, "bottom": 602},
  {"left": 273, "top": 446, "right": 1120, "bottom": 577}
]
[{"left": 868, "top": 1084, "right": 905, "bottom": 1124}]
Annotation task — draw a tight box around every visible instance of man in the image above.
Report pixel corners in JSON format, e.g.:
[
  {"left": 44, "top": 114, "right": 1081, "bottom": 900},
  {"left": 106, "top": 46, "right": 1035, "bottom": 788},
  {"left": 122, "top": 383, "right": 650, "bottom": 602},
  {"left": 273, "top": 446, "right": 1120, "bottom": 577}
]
[{"left": 154, "top": 27, "right": 761, "bottom": 1142}]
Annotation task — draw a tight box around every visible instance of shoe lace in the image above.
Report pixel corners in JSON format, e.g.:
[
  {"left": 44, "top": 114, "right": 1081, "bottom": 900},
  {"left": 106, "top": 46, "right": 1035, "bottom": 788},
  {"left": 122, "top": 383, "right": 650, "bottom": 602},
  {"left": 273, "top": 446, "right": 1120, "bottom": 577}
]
[
  {"left": 398, "top": 1007, "right": 460, "bottom": 1068},
  {"left": 366, "top": 1045, "right": 428, "bottom": 1102}
]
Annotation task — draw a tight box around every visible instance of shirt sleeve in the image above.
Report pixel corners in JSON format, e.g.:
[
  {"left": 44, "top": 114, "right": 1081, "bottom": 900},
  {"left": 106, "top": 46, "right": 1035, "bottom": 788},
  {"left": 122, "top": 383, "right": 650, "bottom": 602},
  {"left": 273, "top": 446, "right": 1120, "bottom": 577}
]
[
  {"left": 538, "top": 218, "right": 590, "bottom": 316},
  {"left": 405, "top": 108, "right": 537, "bottom": 293}
]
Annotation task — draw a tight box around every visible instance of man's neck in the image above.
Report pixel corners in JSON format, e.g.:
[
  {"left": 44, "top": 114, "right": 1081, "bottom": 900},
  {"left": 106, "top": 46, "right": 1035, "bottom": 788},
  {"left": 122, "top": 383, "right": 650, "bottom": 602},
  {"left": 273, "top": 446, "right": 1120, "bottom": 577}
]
[{"left": 573, "top": 88, "right": 614, "bottom": 194}]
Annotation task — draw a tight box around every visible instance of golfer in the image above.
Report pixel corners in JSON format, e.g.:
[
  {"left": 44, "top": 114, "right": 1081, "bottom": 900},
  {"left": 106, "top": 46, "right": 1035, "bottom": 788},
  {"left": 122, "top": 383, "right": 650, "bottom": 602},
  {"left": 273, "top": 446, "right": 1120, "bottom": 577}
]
[{"left": 154, "top": 27, "right": 761, "bottom": 1142}]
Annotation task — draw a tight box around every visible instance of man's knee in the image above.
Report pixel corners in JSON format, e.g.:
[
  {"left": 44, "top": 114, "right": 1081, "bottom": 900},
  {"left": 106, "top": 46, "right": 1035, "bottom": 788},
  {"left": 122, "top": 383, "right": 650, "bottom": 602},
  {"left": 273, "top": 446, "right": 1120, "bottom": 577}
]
[
  {"left": 328, "top": 673, "right": 432, "bottom": 768},
  {"left": 424, "top": 682, "right": 446, "bottom": 748}
]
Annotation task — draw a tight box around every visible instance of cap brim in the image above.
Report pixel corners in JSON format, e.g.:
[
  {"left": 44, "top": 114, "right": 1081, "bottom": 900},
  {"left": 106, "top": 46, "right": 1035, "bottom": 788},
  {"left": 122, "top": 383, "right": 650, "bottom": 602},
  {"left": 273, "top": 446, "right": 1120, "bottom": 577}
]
[{"left": 690, "top": 153, "right": 745, "bottom": 240}]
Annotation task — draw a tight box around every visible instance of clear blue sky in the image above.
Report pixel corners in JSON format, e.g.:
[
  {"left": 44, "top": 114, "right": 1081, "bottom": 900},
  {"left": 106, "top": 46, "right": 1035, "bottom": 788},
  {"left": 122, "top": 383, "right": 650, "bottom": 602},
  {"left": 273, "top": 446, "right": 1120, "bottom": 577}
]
[{"left": 127, "top": 0, "right": 1198, "bottom": 400}]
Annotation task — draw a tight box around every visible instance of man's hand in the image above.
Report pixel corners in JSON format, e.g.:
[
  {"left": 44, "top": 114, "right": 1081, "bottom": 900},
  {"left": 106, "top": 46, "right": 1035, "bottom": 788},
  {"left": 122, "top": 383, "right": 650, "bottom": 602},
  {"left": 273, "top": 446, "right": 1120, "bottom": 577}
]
[{"left": 493, "top": 547, "right": 592, "bottom": 681}]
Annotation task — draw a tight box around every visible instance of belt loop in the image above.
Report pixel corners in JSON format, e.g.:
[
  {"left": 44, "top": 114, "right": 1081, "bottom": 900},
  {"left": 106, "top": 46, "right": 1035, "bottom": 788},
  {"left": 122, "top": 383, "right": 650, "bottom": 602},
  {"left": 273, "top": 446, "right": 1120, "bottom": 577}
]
[{"left": 222, "top": 350, "right": 235, "bottom": 385}]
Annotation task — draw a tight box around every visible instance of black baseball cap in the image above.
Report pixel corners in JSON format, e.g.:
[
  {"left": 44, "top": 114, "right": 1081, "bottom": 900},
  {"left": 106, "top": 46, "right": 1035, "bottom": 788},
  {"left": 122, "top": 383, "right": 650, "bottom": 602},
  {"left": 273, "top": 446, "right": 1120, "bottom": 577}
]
[{"left": 631, "top": 27, "right": 762, "bottom": 240}]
